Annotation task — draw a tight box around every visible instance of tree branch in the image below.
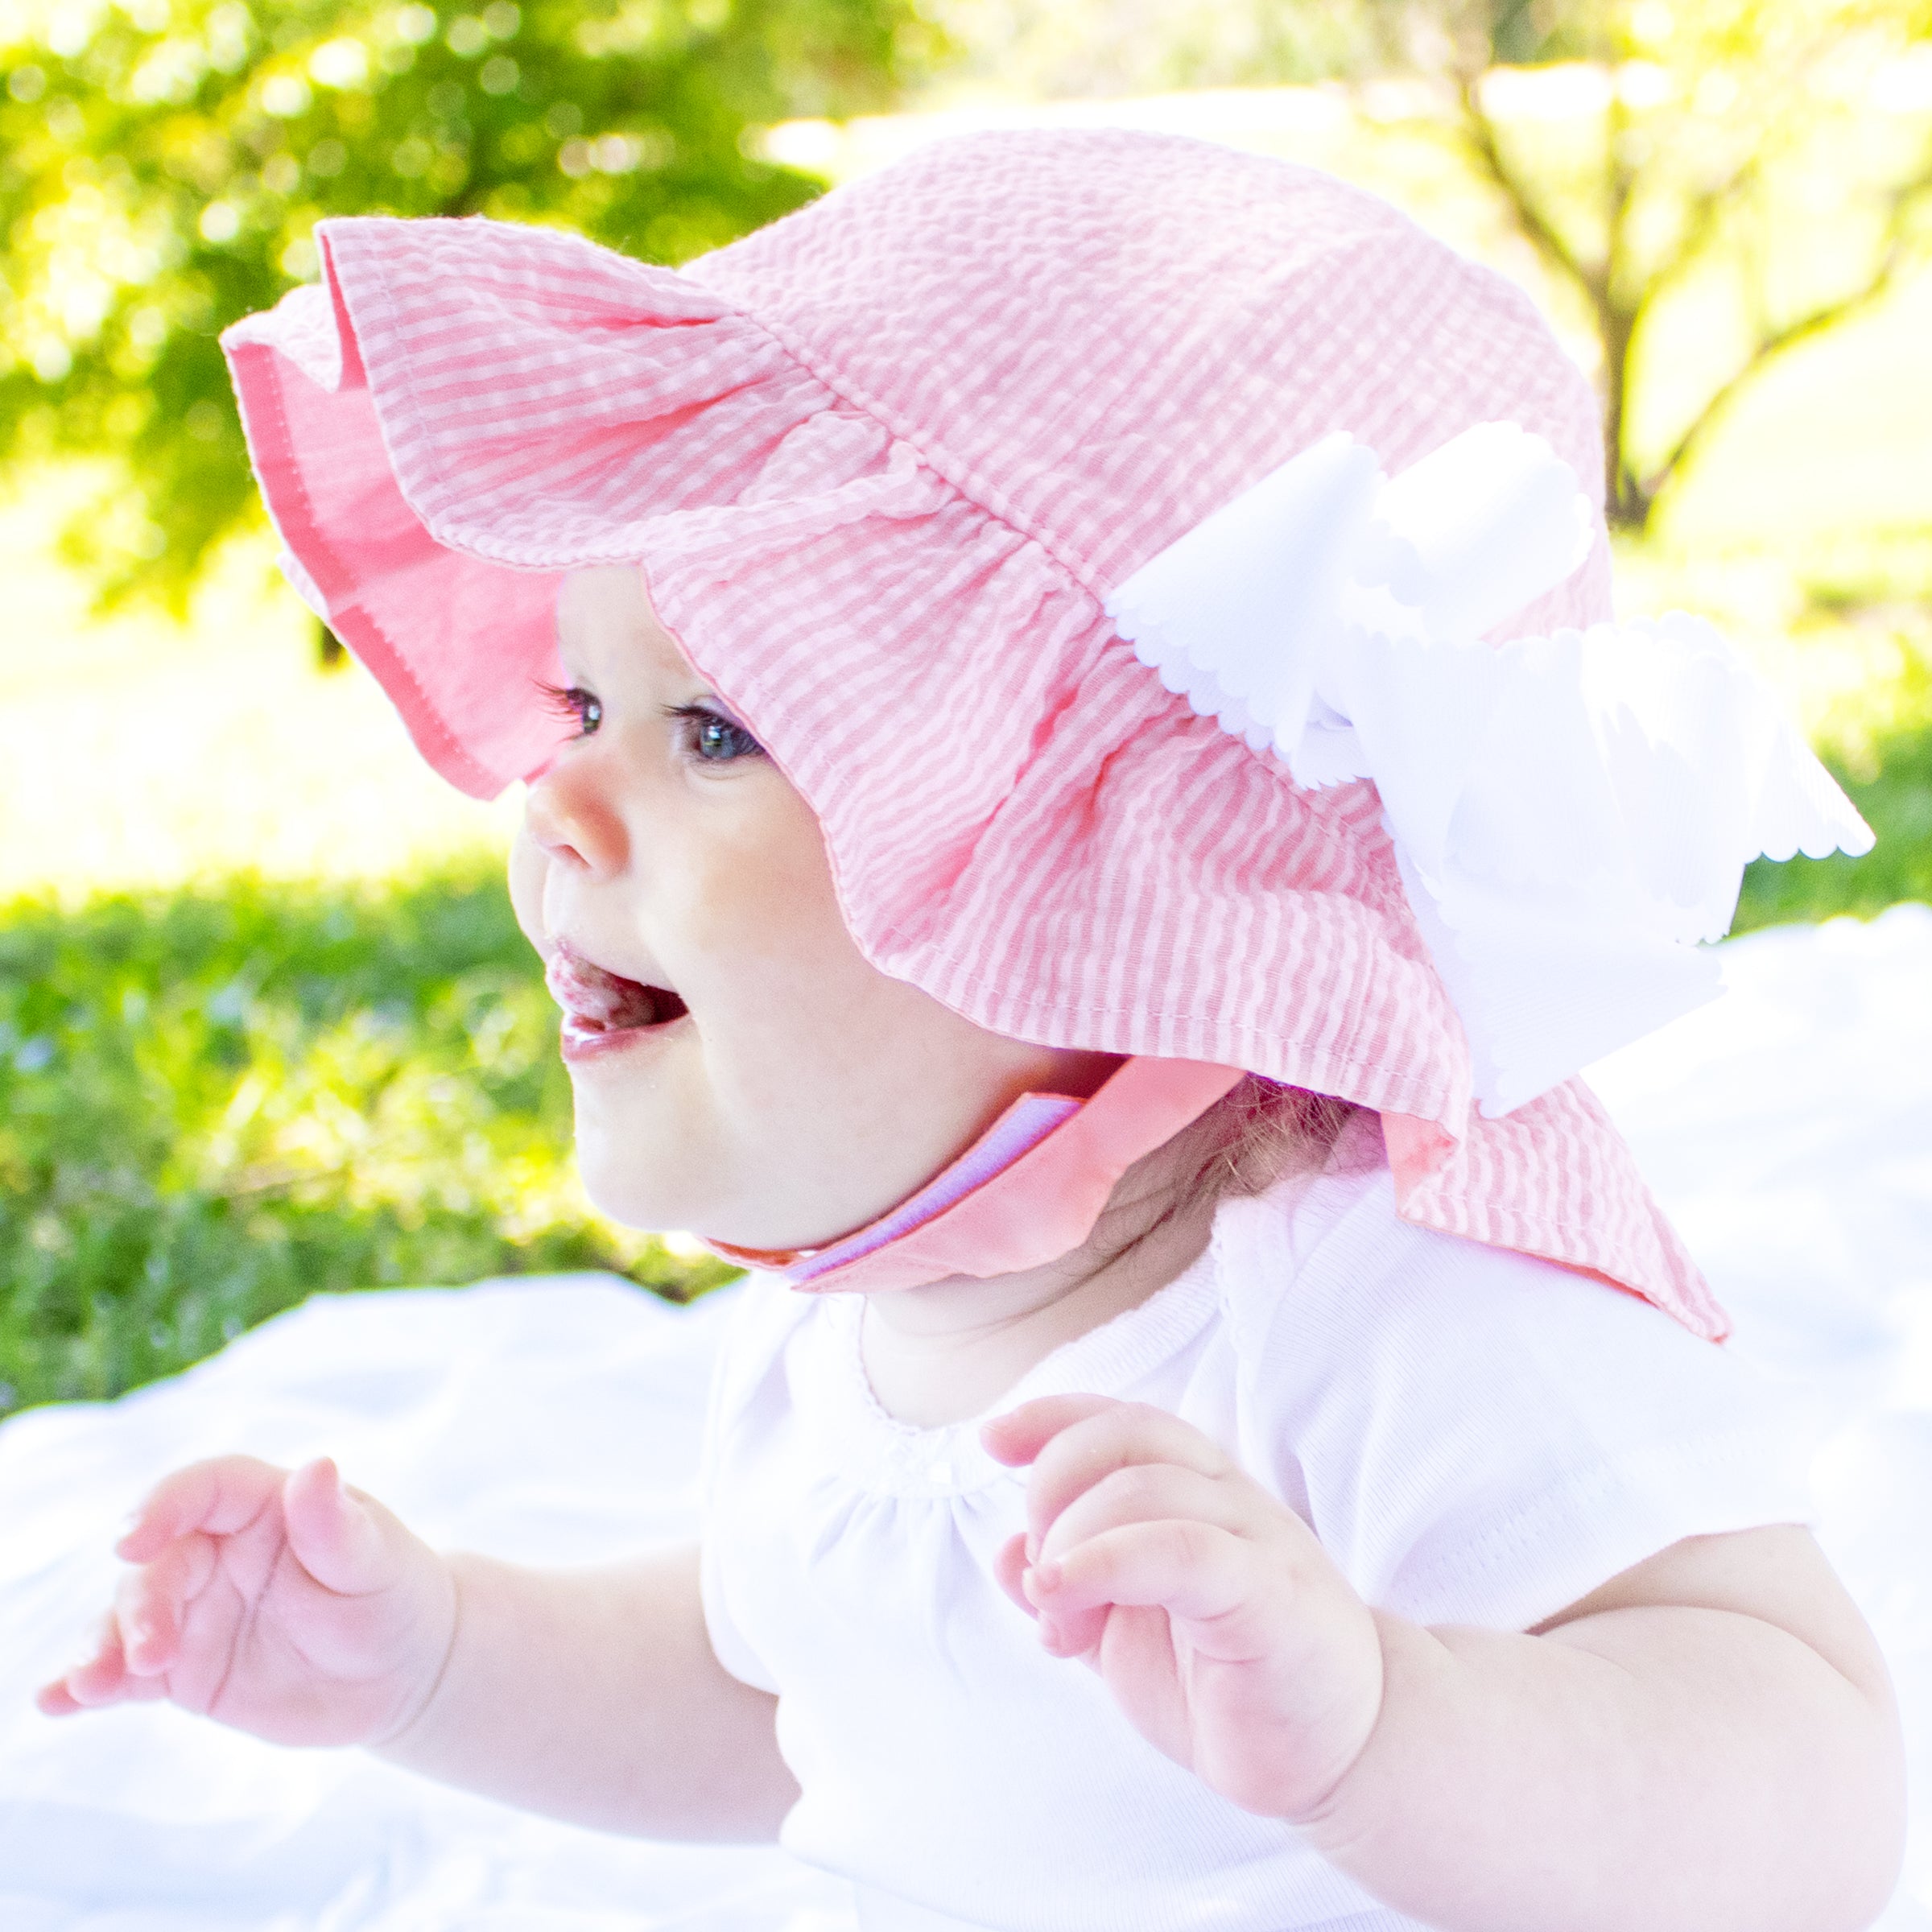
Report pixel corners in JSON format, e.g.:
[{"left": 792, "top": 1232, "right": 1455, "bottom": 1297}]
[
  {"left": 1448, "top": 65, "right": 1598, "bottom": 302},
  {"left": 1644, "top": 163, "right": 1932, "bottom": 507},
  {"left": 1645, "top": 152, "right": 1761, "bottom": 306}
]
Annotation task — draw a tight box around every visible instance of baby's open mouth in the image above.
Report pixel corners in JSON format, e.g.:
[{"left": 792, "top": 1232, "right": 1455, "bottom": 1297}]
[{"left": 546, "top": 944, "right": 690, "bottom": 1049}]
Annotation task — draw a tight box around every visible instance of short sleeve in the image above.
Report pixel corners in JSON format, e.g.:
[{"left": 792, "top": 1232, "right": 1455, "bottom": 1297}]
[
  {"left": 696, "top": 1282, "right": 790, "bottom": 1695},
  {"left": 1225, "top": 1167, "right": 1826, "bottom": 1633}
]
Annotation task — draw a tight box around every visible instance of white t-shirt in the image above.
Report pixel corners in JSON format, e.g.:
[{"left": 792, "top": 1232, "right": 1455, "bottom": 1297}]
[{"left": 700, "top": 1146, "right": 1819, "bottom": 1932}]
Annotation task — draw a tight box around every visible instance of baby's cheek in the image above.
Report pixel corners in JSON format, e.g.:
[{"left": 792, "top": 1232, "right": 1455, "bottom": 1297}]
[
  {"left": 688, "top": 796, "right": 849, "bottom": 954},
  {"left": 506, "top": 828, "right": 548, "bottom": 953},
  {"left": 671, "top": 824, "right": 888, "bottom": 1076}
]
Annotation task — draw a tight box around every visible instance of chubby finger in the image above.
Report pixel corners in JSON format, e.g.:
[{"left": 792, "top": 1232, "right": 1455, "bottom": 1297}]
[
  {"left": 1033, "top": 1461, "right": 1250, "bottom": 1573},
  {"left": 281, "top": 1458, "right": 401, "bottom": 1596},
  {"left": 35, "top": 1677, "right": 85, "bottom": 1716},
  {"left": 116, "top": 1455, "right": 290, "bottom": 1564},
  {"left": 116, "top": 1530, "right": 219, "bottom": 1676},
  {"left": 995, "top": 1399, "right": 1232, "bottom": 1565},
  {"left": 40, "top": 1650, "right": 172, "bottom": 1714},
  {"left": 980, "top": 1393, "right": 1123, "bottom": 1467},
  {"left": 39, "top": 1615, "right": 135, "bottom": 1713},
  {"left": 1018, "top": 1560, "right": 1108, "bottom": 1658},
  {"left": 992, "top": 1532, "right": 1037, "bottom": 1620},
  {"left": 1033, "top": 1517, "right": 1253, "bottom": 1625},
  {"left": 995, "top": 1534, "right": 1094, "bottom": 1657},
  {"left": 35, "top": 1648, "right": 104, "bottom": 1716}
]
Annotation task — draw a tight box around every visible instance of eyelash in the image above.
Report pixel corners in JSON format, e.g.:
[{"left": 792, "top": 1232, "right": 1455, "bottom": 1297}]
[
  {"left": 537, "top": 683, "right": 767, "bottom": 766},
  {"left": 539, "top": 682, "right": 602, "bottom": 736},
  {"left": 667, "top": 704, "right": 767, "bottom": 765}
]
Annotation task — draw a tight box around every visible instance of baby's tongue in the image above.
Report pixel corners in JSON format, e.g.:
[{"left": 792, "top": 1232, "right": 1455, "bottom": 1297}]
[{"left": 546, "top": 950, "right": 662, "bottom": 1030}]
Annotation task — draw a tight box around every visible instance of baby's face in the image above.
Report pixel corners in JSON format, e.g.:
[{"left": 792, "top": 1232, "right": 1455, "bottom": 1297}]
[{"left": 510, "top": 568, "right": 1116, "bottom": 1249}]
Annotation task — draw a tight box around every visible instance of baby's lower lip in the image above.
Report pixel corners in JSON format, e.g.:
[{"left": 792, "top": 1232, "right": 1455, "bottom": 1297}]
[{"left": 558, "top": 1009, "right": 691, "bottom": 1065}]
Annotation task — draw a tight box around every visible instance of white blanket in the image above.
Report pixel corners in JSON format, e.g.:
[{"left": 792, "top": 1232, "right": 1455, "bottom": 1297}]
[{"left": 5, "top": 906, "right": 1930, "bottom": 1930}]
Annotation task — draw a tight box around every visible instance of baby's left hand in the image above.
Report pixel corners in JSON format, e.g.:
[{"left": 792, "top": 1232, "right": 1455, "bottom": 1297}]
[{"left": 982, "top": 1394, "right": 1385, "bottom": 1823}]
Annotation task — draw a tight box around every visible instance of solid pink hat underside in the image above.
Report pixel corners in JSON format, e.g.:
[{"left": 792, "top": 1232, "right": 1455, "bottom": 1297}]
[{"left": 221, "top": 129, "right": 1726, "bottom": 1340}]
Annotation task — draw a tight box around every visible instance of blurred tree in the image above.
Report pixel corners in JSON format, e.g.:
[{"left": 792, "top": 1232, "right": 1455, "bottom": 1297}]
[
  {"left": 0, "top": 0, "right": 938, "bottom": 618},
  {"left": 914, "top": 0, "right": 1377, "bottom": 97},
  {"left": 930, "top": 0, "right": 1932, "bottom": 534},
  {"left": 1381, "top": 0, "right": 1932, "bottom": 529}
]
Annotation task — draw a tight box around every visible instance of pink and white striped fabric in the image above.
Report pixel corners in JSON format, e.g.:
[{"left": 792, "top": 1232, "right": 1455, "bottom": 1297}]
[{"left": 221, "top": 129, "right": 1725, "bottom": 1340}]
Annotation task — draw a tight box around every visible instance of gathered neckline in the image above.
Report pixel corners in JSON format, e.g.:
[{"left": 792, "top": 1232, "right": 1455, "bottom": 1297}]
[{"left": 810, "top": 1234, "right": 1228, "bottom": 1499}]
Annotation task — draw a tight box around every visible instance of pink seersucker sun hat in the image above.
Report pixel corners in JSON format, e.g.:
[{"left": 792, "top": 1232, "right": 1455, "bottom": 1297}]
[{"left": 221, "top": 129, "right": 1869, "bottom": 1343}]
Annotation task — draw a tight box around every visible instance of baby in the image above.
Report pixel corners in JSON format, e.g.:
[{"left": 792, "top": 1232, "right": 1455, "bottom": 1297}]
[{"left": 41, "top": 132, "right": 1905, "bottom": 1932}]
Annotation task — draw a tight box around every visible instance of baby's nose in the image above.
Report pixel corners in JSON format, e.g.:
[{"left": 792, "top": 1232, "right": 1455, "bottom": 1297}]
[{"left": 522, "top": 763, "right": 626, "bottom": 875}]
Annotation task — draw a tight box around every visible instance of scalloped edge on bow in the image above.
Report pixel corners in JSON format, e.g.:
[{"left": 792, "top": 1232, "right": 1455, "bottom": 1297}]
[{"left": 1104, "top": 422, "right": 1875, "bottom": 1117}]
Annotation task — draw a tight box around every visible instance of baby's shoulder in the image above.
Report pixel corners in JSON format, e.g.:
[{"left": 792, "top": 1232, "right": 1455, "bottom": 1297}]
[
  {"left": 1208, "top": 1135, "right": 1754, "bottom": 1423},
  {"left": 704, "top": 1268, "right": 819, "bottom": 1422},
  {"left": 1206, "top": 1136, "right": 1454, "bottom": 1368}
]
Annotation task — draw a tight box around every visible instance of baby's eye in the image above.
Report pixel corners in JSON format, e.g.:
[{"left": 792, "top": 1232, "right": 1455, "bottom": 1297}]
[
  {"left": 674, "top": 704, "right": 766, "bottom": 766},
  {"left": 540, "top": 682, "right": 603, "bottom": 738}
]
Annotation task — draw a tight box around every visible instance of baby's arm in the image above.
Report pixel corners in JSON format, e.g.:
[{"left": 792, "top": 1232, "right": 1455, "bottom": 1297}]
[
  {"left": 986, "top": 1396, "right": 1905, "bottom": 1932},
  {"left": 1319, "top": 1524, "right": 1905, "bottom": 1932},
  {"left": 380, "top": 1542, "right": 798, "bottom": 1839},
  {"left": 39, "top": 1455, "right": 797, "bottom": 1843}
]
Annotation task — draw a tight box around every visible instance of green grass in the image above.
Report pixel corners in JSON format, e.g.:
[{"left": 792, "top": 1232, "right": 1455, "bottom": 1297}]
[
  {"left": 1735, "top": 715, "right": 1932, "bottom": 931},
  {"left": 0, "top": 862, "right": 735, "bottom": 1416}
]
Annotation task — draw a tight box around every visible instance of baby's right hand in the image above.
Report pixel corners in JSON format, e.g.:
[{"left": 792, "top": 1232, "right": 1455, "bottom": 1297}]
[{"left": 35, "top": 1455, "right": 459, "bottom": 1750}]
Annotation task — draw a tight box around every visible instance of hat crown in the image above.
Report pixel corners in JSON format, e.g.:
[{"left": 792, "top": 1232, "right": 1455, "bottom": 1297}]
[{"left": 689, "top": 129, "right": 1608, "bottom": 625}]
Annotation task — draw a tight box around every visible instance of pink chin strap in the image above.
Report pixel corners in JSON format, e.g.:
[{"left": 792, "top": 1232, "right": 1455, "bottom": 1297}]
[{"left": 703, "top": 1058, "right": 1247, "bottom": 1293}]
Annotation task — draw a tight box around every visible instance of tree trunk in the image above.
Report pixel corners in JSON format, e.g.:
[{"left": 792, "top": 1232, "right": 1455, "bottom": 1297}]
[{"left": 1600, "top": 295, "right": 1651, "bottom": 530}]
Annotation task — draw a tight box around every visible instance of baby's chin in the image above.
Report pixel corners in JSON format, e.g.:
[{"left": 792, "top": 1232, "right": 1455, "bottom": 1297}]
[
  {"left": 571, "top": 1113, "right": 820, "bottom": 1253},
  {"left": 566, "top": 1065, "right": 968, "bottom": 1251},
  {"left": 572, "top": 1125, "right": 715, "bottom": 1241}
]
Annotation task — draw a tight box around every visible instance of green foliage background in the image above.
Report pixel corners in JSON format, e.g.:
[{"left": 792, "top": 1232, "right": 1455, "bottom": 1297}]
[
  {"left": 0, "top": 0, "right": 936, "bottom": 1415},
  {"left": 0, "top": 0, "right": 936, "bottom": 602},
  {"left": 0, "top": 862, "right": 737, "bottom": 1414}
]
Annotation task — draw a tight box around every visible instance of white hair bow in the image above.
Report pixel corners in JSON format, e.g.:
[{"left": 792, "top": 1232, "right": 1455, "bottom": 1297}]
[{"left": 1105, "top": 423, "right": 1874, "bottom": 1116}]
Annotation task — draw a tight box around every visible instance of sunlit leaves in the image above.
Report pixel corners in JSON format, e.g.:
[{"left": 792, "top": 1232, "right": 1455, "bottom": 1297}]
[{"left": 0, "top": 0, "right": 929, "bottom": 609}]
